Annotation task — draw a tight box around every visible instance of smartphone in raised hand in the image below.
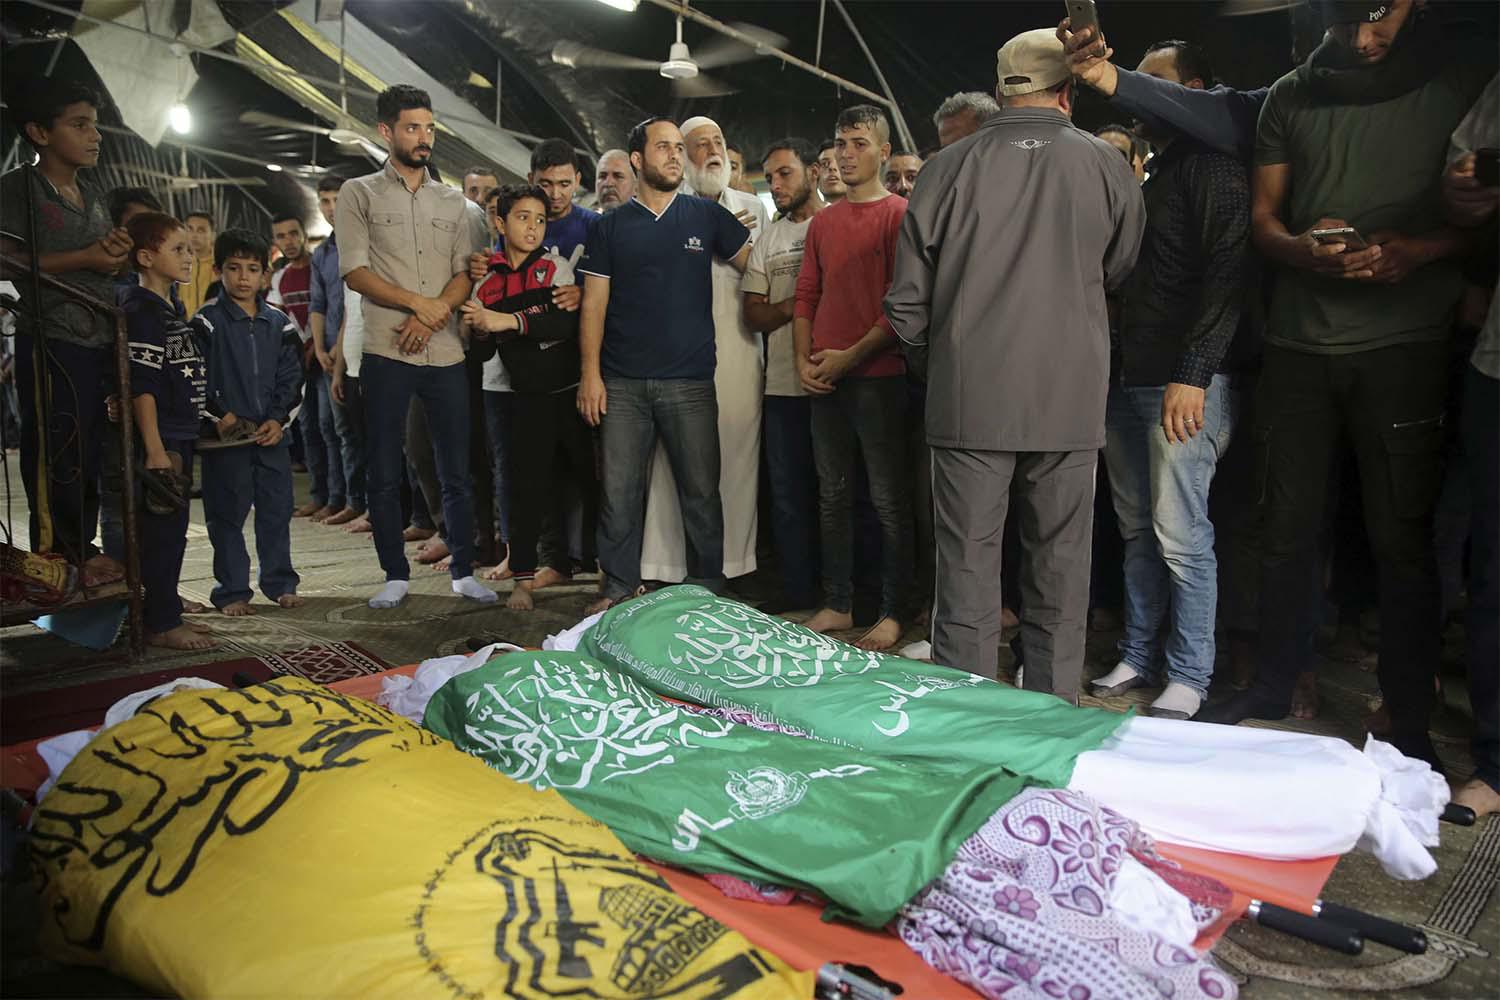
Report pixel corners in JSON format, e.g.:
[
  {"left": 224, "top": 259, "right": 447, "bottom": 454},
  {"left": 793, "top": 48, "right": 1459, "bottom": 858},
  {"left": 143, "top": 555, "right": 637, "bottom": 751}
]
[{"left": 1066, "top": 0, "right": 1101, "bottom": 37}]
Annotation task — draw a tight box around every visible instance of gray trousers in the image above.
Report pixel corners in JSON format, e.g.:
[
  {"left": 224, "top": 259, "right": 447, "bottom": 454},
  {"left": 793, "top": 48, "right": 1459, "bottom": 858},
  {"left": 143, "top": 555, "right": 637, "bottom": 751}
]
[{"left": 931, "top": 447, "right": 1097, "bottom": 702}]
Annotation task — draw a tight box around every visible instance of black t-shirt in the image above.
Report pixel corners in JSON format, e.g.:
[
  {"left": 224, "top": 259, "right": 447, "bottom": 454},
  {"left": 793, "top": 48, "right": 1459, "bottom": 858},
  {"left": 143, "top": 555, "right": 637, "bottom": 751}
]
[{"left": 579, "top": 193, "right": 748, "bottom": 380}]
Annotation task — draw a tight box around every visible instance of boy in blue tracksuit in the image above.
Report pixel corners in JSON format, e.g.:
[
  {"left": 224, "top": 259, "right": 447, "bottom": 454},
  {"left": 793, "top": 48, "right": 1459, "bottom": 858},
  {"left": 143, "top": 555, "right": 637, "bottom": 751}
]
[
  {"left": 193, "top": 229, "right": 305, "bottom": 614},
  {"left": 122, "top": 211, "right": 214, "bottom": 650}
]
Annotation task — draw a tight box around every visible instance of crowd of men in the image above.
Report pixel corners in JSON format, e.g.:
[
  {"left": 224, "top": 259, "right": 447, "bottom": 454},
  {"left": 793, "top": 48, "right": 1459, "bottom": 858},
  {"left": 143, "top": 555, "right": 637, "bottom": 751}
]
[{"left": 2, "top": 0, "right": 1495, "bottom": 816}]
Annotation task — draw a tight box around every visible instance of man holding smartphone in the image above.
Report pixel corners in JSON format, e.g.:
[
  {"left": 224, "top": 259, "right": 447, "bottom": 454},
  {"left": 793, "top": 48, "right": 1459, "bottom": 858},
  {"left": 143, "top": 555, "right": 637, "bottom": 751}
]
[{"left": 1196, "top": 1, "right": 1494, "bottom": 773}]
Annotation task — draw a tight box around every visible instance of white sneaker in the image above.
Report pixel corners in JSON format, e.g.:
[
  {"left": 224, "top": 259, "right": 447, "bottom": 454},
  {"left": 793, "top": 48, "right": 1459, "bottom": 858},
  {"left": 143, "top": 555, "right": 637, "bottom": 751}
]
[
  {"left": 1149, "top": 681, "right": 1203, "bottom": 720},
  {"left": 1091, "top": 661, "right": 1146, "bottom": 697}
]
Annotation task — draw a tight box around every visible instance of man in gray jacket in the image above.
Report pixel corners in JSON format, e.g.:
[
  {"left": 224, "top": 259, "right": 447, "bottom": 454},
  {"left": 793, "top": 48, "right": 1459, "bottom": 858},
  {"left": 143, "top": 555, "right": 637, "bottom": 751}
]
[{"left": 885, "top": 28, "right": 1146, "bottom": 702}]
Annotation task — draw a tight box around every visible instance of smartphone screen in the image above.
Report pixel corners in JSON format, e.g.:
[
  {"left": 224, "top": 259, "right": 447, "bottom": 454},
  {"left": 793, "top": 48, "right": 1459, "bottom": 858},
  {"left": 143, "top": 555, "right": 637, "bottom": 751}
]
[{"left": 1066, "top": 0, "right": 1100, "bottom": 35}]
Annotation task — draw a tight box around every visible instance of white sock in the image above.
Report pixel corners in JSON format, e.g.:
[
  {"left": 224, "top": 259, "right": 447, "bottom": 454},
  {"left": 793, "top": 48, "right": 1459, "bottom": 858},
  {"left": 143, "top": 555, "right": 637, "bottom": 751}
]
[
  {"left": 369, "top": 580, "right": 409, "bottom": 609},
  {"left": 1092, "top": 661, "right": 1143, "bottom": 690},
  {"left": 899, "top": 639, "right": 933, "bottom": 660},
  {"left": 453, "top": 576, "right": 497, "bottom": 604},
  {"left": 1150, "top": 681, "right": 1203, "bottom": 719}
]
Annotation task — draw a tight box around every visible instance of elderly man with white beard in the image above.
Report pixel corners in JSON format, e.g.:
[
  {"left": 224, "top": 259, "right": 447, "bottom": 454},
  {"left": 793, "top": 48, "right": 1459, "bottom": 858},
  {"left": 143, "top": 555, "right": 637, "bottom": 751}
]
[{"left": 639, "top": 117, "right": 771, "bottom": 586}]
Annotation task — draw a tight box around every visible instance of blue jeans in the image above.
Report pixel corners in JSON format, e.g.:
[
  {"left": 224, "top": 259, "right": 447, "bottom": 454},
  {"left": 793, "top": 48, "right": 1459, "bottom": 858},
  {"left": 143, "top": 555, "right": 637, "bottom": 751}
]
[
  {"left": 320, "top": 369, "right": 359, "bottom": 511},
  {"left": 763, "top": 395, "right": 819, "bottom": 606},
  {"left": 300, "top": 365, "right": 331, "bottom": 507},
  {"left": 333, "top": 373, "right": 367, "bottom": 512},
  {"left": 597, "top": 377, "right": 723, "bottom": 600},
  {"left": 363, "top": 355, "right": 475, "bottom": 582},
  {"left": 202, "top": 443, "right": 299, "bottom": 608},
  {"left": 1102, "top": 375, "right": 1236, "bottom": 695},
  {"left": 482, "top": 389, "right": 512, "bottom": 543}
]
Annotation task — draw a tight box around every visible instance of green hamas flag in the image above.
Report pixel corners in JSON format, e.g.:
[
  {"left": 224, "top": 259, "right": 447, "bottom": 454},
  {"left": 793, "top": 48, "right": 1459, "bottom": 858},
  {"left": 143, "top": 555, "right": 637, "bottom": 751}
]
[
  {"left": 424, "top": 651, "right": 1027, "bottom": 927},
  {"left": 581, "top": 586, "right": 1128, "bottom": 789}
]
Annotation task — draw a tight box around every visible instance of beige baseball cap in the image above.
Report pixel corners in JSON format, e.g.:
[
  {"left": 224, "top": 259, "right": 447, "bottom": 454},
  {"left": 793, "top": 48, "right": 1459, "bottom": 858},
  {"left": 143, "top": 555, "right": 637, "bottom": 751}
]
[{"left": 996, "top": 28, "right": 1070, "bottom": 97}]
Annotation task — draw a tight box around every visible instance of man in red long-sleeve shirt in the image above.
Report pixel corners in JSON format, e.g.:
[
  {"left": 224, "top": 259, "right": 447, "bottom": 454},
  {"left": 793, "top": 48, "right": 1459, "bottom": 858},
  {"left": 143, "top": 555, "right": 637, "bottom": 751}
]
[{"left": 793, "top": 104, "right": 912, "bottom": 652}]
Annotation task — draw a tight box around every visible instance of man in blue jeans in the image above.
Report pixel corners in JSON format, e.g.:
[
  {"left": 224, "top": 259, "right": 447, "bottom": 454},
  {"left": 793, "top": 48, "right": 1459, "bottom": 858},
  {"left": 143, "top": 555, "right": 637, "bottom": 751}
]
[
  {"left": 1089, "top": 40, "right": 1257, "bottom": 720},
  {"left": 309, "top": 172, "right": 364, "bottom": 527},
  {"left": 576, "top": 117, "right": 750, "bottom": 614},
  {"left": 336, "top": 84, "right": 495, "bottom": 610}
]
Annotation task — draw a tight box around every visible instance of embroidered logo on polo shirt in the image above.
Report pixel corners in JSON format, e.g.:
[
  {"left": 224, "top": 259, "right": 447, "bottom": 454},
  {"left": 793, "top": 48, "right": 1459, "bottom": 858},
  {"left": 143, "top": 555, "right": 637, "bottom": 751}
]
[
  {"left": 1010, "top": 138, "right": 1051, "bottom": 151},
  {"left": 684, "top": 236, "right": 704, "bottom": 253}
]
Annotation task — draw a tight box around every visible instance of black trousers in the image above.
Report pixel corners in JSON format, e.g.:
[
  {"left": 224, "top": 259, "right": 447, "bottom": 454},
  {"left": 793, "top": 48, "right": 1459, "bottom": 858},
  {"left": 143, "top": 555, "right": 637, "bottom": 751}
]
[
  {"left": 505, "top": 389, "right": 598, "bottom": 579},
  {"left": 1252, "top": 341, "right": 1446, "bottom": 759}
]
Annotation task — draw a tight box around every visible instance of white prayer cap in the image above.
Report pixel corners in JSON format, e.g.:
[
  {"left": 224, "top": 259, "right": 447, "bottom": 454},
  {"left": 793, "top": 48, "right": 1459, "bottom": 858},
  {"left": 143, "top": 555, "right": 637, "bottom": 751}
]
[{"left": 679, "top": 116, "right": 723, "bottom": 139}]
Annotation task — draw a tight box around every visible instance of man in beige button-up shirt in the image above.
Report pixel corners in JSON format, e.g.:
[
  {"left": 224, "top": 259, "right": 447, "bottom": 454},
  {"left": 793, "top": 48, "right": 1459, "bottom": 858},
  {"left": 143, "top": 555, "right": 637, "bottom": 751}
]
[{"left": 336, "top": 84, "right": 494, "bottom": 611}]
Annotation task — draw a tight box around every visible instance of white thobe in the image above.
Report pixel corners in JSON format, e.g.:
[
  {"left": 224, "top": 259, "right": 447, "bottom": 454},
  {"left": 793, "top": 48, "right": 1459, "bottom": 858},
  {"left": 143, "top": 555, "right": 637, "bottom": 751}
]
[{"left": 639, "top": 186, "right": 769, "bottom": 581}]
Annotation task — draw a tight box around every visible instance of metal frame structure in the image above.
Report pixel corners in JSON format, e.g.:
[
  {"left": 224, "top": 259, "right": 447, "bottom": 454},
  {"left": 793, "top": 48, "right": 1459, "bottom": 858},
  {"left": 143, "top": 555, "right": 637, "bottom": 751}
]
[
  {"left": 0, "top": 255, "right": 145, "bottom": 657},
  {"left": 640, "top": 0, "right": 919, "bottom": 152}
]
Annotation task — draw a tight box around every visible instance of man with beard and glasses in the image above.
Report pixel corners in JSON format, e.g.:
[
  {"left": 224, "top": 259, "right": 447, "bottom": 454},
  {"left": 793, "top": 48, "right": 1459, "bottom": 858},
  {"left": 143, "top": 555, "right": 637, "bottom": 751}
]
[
  {"left": 1194, "top": 1, "right": 1493, "bottom": 773},
  {"left": 816, "top": 139, "right": 846, "bottom": 204},
  {"left": 336, "top": 84, "right": 495, "bottom": 610},
  {"left": 577, "top": 117, "right": 751, "bottom": 615},
  {"left": 594, "top": 148, "right": 635, "bottom": 212},
  {"left": 883, "top": 151, "right": 924, "bottom": 199},
  {"left": 795, "top": 105, "right": 913, "bottom": 652},
  {"left": 639, "top": 116, "right": 770, "bottom": 589},
  {"left": 743, "top": 137, "right": 825, "bottom": 613},
  {"left": 1090, "top": 39, "right": 1258, "bottom": 721}
]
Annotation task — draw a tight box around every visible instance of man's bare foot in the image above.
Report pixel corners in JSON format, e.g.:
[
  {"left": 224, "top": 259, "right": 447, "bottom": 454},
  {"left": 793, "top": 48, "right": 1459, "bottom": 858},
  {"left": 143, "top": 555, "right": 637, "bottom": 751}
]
[
  {"left": 584, "top": 595, "right": 615, "bottom": 616},
  {"left": 804, "top": 608, "right": 854, "bottom": 634},
  {"left": 532, "top": 566, "right": 572, "bottom": 590},
  {"left": 180, "top": 596, "right": 209, "bottom": 614},
  {"left": 1001, "top": 607, "right": 1021, "bottom": 629},
  {"left": 184, "top": 620, "right": 214, "bottom": 634},
  {"left": 221, "top": 601, "right": 256, "bottom": 617},
  {"left": 309, "top": 505, "right": 336, "bottom": 523},
  {"left": 277, "top": 594, "right": 304, "bottom": 608},
  {"left": 82, "top": 554, "right": 125, "bottom": 588},
  {"left": 293, "top": 502, "right": 321, "bottom": 518},
  {"left": 1453, "top": 778, "right": 1500, "bottom": 818},
  {"left": 855, "top": 616, "right": 902, "bottom": 652},
  {"left": 402, "top": 525, "right": 435, "bottom": 542},
  {"left": 415, "top": 539, "right": 450, "bottom": 564},
  {"left": 347, "top": 515, "right": 373, "bottom": 534},
  {"left": 1290, "top": 670, "right": 1319, "bottom": 719},
  {"left": 483, "top": 558, "right": 514, "bottom": 582},
  {"left": 432, "top": 554, "right": 453, "bottom": 572},
  {"left": 507, "top": 581, "right": 535, "bottom": 611},
  {"left": 147, "top": 624, "right": 218, "bottom": 650},
  {"left": 324, "top": 506, "right": 360, "bottom": 526}
]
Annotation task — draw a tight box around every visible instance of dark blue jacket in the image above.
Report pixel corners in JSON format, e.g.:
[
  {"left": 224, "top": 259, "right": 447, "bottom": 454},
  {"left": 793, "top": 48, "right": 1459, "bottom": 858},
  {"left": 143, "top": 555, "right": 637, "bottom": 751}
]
[
  {"left": 122, "top": 284, "right": 206, "bottom": 441},
  {"left": 1111, "top": 68, "right": 1269, "bottom": 164},
  {"left": 191, "top": 295, "right": 304, "bottom": 433}
]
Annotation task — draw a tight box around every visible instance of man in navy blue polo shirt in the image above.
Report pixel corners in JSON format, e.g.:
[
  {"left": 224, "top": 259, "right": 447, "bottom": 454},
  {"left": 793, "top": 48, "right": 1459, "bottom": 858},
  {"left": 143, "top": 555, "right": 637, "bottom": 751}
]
[{"left": 577, "top": 116, "right": 751, "bottom": 613}]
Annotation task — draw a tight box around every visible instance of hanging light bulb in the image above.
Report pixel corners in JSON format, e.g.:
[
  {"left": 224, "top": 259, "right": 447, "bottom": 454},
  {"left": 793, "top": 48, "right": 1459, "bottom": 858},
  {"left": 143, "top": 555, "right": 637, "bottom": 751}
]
[{"left": 169, "top": 102, "right": 192, "bottom": 135}]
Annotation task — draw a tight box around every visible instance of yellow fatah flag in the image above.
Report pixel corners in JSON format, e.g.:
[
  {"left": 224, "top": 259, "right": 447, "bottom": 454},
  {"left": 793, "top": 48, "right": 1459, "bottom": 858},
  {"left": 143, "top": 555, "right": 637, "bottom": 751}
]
[{"left": 29, "top": 677, "right": 810, "bottom": 1000}]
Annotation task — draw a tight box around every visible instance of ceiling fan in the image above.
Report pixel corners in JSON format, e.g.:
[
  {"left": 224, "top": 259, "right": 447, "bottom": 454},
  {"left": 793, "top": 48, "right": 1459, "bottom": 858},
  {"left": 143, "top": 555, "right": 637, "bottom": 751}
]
[
  {"left": 238, "top": 111, "right": 387, "bottom": 163},
  {"left": 551, "top": 16, "right": 788, "bottom": 99},
  {"left": 138, "top": 147, "right": 266, "bottom": 190}
]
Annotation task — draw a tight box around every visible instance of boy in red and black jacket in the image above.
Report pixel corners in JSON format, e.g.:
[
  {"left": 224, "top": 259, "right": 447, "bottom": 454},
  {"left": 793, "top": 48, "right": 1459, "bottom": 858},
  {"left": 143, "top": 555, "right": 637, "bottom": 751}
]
[{"left": 460, "top": 185, "right": 596, "bottom": 611}]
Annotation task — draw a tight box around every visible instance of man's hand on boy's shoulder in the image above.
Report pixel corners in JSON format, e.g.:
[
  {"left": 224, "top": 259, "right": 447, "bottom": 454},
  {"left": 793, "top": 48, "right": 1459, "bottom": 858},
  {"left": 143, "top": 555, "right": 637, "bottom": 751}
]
[
  {"left": 254, "top": 419, "right": 283, "bottom": 447},
  {"left": 468, "top": 252, "right": 491, "bottom": 283}
]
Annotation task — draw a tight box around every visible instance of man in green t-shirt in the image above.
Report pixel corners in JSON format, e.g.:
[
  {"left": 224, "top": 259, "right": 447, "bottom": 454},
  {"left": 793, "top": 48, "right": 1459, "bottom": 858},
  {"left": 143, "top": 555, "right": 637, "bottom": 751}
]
[{"left": 1198, "top": 0, "right": 1494, "bottom": 772}]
